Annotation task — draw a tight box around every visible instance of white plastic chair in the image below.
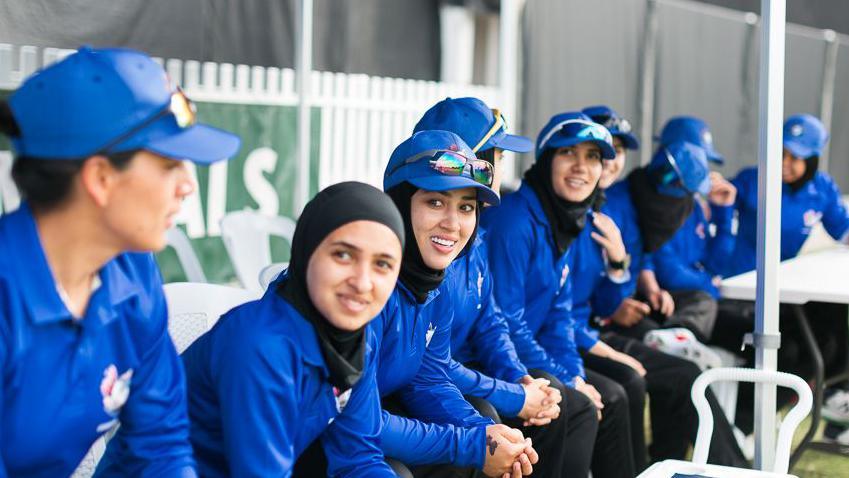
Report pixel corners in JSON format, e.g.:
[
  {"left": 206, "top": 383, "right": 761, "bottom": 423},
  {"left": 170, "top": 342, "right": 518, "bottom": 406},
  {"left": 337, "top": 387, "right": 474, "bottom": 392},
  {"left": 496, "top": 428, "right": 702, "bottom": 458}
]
[
  {"left": 219, "top": 210, "right": 296, "bottom": 293},
  {"left": 258, "top": 262, "right": 289, "bottom": 290},
  {"left": 164, "top": 227, "right": 207, "bottom": 283},
  {"left": 690, "top": 367, "right": 813, "bottom": 474},
  {"left": 164, "top": 282, "right": 260, "bottom": 353}
]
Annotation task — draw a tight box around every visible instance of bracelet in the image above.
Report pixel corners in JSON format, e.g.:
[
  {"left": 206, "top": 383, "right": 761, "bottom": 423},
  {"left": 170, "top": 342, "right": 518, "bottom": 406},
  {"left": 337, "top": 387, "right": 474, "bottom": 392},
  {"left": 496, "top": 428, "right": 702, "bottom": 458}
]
[{"left": 608, "top": 254, "right": 630, "bottom": 271}]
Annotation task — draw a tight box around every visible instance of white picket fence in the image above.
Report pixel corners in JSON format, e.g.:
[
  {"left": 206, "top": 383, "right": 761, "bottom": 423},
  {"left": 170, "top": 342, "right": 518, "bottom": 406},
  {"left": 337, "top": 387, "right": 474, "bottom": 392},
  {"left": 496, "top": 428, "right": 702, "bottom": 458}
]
[{"left": 0, "top": 44, "right": 504, "bottom": 192}]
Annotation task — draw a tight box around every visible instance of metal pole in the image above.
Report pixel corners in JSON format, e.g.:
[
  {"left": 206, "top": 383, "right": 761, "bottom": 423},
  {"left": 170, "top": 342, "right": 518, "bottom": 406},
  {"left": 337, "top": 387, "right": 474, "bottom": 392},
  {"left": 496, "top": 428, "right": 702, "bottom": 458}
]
[
  {"left": 818, "top": 29, "right": 838, "bottom": 172},
  {"left": 753, "top": 0, "right": 785, "bottom": 470},
  {"left": 499, "top": 0, "right": 525, "bottom": 185},
  {"left": 294, "top": 0, "right": 313, "bottom": 215},
  {"left": 638, "top": 0, "right": 660, "bottom": 166}
]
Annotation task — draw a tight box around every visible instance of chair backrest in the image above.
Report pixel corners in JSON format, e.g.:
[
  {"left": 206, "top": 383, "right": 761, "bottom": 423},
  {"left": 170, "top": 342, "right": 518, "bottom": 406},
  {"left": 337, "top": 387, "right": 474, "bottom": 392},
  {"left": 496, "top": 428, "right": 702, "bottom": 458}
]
[
  {"left": 219, "top": 210, "right": 296, "bottom": 293},
  {"left": 164, "top": 282, "right": 259, "bottom": 353},
  {"left": 165, "top": 227, "right": 207, "bottom": 283},
  {"left": 258, "top": 262, "right": 289, "bottom": 290},
  {"left": 690, "top": 367, "right": 812, "bottom": 474}
]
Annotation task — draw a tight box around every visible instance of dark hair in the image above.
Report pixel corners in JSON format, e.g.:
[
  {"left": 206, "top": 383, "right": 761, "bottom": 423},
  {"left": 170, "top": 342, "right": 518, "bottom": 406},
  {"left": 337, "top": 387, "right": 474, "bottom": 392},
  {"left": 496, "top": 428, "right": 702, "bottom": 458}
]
[
  {"left": 2, "top": 100, "right": 138, "bottom": 210},
  {"left": 477, "top": 147, "right": 496, "bottom": 165}
]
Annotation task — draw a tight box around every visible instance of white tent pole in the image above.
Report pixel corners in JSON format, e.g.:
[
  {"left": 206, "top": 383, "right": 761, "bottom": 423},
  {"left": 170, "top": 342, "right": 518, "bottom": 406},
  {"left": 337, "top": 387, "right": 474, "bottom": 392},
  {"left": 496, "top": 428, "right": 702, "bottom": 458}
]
[
  {"left": 753, "top": 0, "right": 785, "bottom": 470},
  {"left": 294, "top": 0, "right": 313, "bottom": 216}
]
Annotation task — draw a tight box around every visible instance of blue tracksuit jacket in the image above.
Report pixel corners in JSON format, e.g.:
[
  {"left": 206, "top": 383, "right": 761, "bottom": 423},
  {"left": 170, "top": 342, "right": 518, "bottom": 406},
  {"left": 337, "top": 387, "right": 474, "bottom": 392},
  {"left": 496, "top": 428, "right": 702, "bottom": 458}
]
[
  {"left": 0, "top": 204, "right": 195, "bottom": 478},
  {"left": 727, "top": 167, "right": 849, "bottom": 277}
]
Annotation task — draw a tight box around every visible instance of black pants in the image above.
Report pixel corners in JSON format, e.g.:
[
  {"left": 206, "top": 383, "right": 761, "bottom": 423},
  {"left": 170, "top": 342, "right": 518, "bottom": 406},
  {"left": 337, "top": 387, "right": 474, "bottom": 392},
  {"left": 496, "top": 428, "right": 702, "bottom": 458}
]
[
  {"left": 711, "top": 299, "right": 849, "bottom": 434},
  {"left": 470, "top": 369, "right": 597, "bottom": 478},
  {"left": 583, "top": 353, "right": 648, "bottom": 472},
  {"left": 292, "top": 440, "right": 415, "bottom": 477},
  {"left": 603, "top": 333, "right": 748, "bottom": 467},
  {"left": 606, "top": 291, "right": 718, "bottom": 342},
  {"left": 582, "top": 368, "right": 636, "bottom": 478}
]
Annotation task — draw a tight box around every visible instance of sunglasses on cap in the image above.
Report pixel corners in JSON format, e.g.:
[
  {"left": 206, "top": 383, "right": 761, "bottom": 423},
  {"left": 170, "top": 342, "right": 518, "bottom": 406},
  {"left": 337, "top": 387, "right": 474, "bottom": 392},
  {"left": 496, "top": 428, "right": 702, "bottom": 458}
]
[
  {"left": 98, "top": 88, "right": 198, "bottom": 153},
  {"left": 388, "top": 148, "right": 494, "bottom": 187},
  {"left": 656, "top": 148, "right": 693, "bottom": 193},
  {"left": 538, "top": 119, "right": 612, "bottom": 152},
  {"left": 470, "top": 108, "right": 506, "bottom": 153},
  {"left": 593, "top": 113, "right": 632, "bottom": 135}
]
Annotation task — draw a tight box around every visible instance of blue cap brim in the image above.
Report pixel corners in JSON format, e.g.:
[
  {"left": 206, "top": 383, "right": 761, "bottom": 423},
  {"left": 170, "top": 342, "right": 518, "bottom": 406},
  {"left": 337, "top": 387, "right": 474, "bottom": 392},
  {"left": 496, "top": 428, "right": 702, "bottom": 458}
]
[
  {"left": 492, "top": 133, "right": 533, "bottom": 153},
  {"left": 705, "top": 147, "right": 724, "bottom": 165},
  {"left": 615, "top": 132, "right": 640, "bottom": 150},
  {"left": 544, "top": 136, "right": 617, "bottom": 160},
  {"left": 408, "top": 175, "right": 500, "bottom": 206},
  {"left": 783, "top": 140, "right": 817, "bottom": 160},
  {"left": 145, "top": 124, "right": 241, "bottom": 165}
]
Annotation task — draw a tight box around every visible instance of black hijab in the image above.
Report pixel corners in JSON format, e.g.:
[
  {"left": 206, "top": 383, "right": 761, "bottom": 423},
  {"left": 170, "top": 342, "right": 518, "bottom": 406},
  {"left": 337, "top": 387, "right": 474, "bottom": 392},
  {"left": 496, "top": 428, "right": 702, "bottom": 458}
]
[
  {"left": 788, "top": 155, "right": 818, "bottom": 192},
  {"left": 278, "top": 181, "right": 405, "bottom": 392},
  {"left": 524, "top": 148, "right": 601, "bottom": 256},
  {"left": 627, "top": 167, "right": 694, "bottom": 253},
  {"left": 386, "top": 182, "right": 480, "bottom": 303}
]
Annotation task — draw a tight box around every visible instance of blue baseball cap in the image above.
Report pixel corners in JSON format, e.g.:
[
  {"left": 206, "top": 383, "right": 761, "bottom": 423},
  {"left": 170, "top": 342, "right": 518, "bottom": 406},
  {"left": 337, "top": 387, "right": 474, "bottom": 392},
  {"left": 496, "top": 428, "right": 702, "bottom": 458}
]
[
  {"left": 7, "top": 46, "right": 240, "bottom": 164},
  {"left": 413, "top": 97, "right": 532, "bottom": 154},
  {"left": 657, "top": 116, "right": 723, "bottom": 165},
  {"left": 384, "top": 130, "right": 500, "bottom": 205},
  {"left": 536, "top": 112, "right": 616, "bottom": 159},
  {"left": 783, "top": 114, "right": 828, "bottom": 160},
  {"left": 582, "top": 105, "right": 639, "bottom": 150},
  {"left": 648, "top": 141, "right": 710, "bottom": 197}
]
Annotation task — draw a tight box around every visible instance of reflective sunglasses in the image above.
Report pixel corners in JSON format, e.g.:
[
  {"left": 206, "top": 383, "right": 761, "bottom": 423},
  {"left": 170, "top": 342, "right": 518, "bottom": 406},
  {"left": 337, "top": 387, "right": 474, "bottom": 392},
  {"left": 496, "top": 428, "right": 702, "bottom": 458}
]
[
  {"left": 538, "top": 119, "right": 612, "bottom": 151},
  {"left": 98, "top": 88, "right": 197, "bottom": 153},
  {"left": 471, "top": 108, "right": 506, "bottom": 153},
  {"left": 593, "top": 113, "right": 632, "bottom": 134},
  {"left": 388, "top": 148, "right": 494, "bottom": 187},
  {"left": 657, "top": 147, "right": 690, "bottom": 192}
]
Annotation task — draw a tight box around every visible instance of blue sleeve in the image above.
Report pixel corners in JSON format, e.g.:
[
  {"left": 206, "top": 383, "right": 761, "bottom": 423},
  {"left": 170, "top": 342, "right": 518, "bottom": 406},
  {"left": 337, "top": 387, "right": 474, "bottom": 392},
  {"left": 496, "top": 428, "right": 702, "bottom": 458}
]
[
  {"left": 467, "top": 267, "right": 529, "bottom": 383},
  {"left": 641, "top": 252, "right": 655, "bottom": 272},
  {"left": 379, "top": 410, "right": 486, "bottom": 468},
  {"left": 535, "top": 274, "right": 585, "bottom": 381},
  {"left": 322, "top": 361, "right": 396, "bottom": 478},
  {"left": 574, "top": 325, "right": 599, "bottom": 351},
  {"left": 654, "top": 239, "right": 714, "bottom": 294},
  {"left": 447, "top": 357, "right": 525, "bottom": 417},
  {"left": 819, "top": 175, "right": 849, "bottom": 241},
  {"left": 95, "top": 286, "right": 196, "bottom": 478},
  {"left": 486, "top": 221, "right": 573, "bottom": 386},
  {"left": 0, "top": 307, "right": 7, "bottom": 478},
  {"left": 703, "top": 204, "right": 737, "bottom": 278}
]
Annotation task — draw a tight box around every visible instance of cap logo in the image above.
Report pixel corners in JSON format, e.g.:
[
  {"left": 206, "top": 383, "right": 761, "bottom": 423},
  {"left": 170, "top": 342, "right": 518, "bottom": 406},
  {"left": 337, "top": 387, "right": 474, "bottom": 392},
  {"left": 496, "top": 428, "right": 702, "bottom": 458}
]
[
  {"left": 448, "top": 144, "right": 459, "bottom": 152},
  {"left": 702, "top": 130, "right": 713, "bottom": 146},
  {"left": 791, "top": 124, "right": 804, "bottom": 137}
]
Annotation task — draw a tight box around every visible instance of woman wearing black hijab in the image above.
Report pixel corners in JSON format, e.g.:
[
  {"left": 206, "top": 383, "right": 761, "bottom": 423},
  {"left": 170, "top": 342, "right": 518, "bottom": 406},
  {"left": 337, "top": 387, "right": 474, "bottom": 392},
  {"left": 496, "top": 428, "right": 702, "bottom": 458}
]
[{"left": 182, "top": 182, "right": 404, "bottom": 477}]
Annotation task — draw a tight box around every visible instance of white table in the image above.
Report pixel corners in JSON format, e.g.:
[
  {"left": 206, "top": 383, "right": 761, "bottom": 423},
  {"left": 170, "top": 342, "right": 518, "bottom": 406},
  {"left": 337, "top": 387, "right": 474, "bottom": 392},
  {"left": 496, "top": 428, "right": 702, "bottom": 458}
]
[
  {"left": 720, "top": 246, "right": 849, "bottom": 465},
  {"left": 637, "top": 459, "right": 798, "bottom": 478}
]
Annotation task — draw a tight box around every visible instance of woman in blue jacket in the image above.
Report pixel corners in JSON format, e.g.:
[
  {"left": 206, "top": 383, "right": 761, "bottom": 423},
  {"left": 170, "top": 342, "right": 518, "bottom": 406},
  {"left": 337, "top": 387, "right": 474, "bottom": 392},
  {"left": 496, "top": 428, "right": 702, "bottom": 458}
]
[
  {"left": 414, "top": 97, "right": 598, "bottom": 478},
  {"left": 0, "top": 46, "right": 240, "bottom": 477},
  {"left": 377, "top": 130, "right": 539, "bottom": 478},
  {"left": 182, "top": 182, "right": 403, "bottom": 477},
  {"left": 482, "top": 112, "right": 636, "bottom": 478}
]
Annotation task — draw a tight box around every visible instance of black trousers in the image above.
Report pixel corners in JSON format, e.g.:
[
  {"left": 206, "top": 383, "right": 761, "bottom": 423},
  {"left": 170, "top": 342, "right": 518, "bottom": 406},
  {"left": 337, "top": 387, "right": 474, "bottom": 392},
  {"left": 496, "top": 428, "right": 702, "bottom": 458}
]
[
  {"left": 711, "top": 299, "right": 849, "bottom": 434},
  {"left": 583, "top": 353, "right": 648, "bottom": 472},
  {"left": 605, "top": 291, "right": 718, "bottom": 342},
  {"left": 583, "top": 368, "right": 637, "bottom": 478},
  {"left": 602, "top": 333, "right": 748, "bottom": 467}
]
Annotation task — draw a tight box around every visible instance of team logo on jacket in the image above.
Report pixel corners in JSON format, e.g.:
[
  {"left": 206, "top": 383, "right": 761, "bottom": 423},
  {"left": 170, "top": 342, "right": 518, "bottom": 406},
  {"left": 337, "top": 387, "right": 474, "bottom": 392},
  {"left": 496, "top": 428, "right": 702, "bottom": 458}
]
[
  {"left": 559, "top": 264, "right": 570, "bottom": 289},
  {"left": 425, "top": 322, "right": 437, "bottom": 347},
  {"left": 803, "top": 209, "right": 822, "bottom": 228},
  {"left": 333, "top": 387, "right": 352, "bottom": 413},
  {"left": 695, "top": 222, "right": 706, "bottom": 240},
  {"left": 96, "top": 365, "right": 133, "bottom": 432}
]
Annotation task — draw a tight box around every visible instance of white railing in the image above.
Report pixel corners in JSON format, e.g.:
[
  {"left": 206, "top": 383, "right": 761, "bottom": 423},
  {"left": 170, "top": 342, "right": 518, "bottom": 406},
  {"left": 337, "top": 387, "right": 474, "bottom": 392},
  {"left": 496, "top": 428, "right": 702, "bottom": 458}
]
[{"left": 0, "top": 44, "right": 503, "bottom": 194}]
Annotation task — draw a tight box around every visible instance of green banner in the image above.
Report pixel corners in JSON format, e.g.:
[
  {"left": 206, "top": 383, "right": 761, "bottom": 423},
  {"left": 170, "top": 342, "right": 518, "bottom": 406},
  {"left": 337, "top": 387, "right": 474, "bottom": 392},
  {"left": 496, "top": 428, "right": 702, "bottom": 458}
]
[{"left": 0, "top": 92, "right": 320, "bottom": 285}]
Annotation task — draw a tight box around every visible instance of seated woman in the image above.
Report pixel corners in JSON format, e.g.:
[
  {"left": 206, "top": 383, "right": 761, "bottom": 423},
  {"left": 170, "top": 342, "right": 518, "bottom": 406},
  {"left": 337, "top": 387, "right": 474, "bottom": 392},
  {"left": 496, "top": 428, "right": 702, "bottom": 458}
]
[
  {"left": 0, "top": 46, "right": 239, "bottom": 477},
  {"left": 182, "top": 181, "right": 404, "bottom": 477},
  {"left": 376, "top": 130, "right": 538, "bottom": 478}
]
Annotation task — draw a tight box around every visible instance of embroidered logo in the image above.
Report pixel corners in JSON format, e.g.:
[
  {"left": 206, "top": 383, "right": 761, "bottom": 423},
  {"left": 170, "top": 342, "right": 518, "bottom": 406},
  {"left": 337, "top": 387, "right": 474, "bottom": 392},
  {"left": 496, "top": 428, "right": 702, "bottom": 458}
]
[
  {"left": 803, "top": 209, "right": 822, "bottom": 228},
  {"left": 333, "top": 387, "right": 352, "bottom": 413},
  {"left": 425, "top": 322, "right": 437, "bottom": 347},
  {"left": 96, "top": 365, "right": 133, "bottom": 433},
  {"left": 790, "top": 124, "right": 804, "bottom": 137},
  {"left": 702, "top": 130, "right": 714, "bottom": 147},
  {"left": 559, "top": 264, "right": 570, "bottom": 289},
  {"left": 695, "top": 222, "right": 706, "bottom": 240}
]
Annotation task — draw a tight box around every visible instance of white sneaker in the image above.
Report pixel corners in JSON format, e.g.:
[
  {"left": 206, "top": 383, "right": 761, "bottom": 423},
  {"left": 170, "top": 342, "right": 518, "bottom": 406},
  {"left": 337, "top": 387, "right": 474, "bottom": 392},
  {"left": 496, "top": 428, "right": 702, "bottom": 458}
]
[
  {"left": 823, "top": 390, "right": 849, "bottom": 426},
  {"left": 643, "top": 328, "right": 723, "bottom": 371}
]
